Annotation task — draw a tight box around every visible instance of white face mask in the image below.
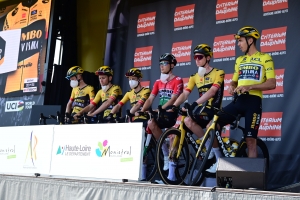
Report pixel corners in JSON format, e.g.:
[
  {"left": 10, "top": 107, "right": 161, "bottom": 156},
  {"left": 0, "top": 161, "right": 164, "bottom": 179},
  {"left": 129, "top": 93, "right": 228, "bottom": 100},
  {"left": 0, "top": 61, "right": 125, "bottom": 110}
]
[
  {"left": 70, "top": 80, "right": 78, "bottom": 88},
  {"left": 160, "top": 73, "right": 169, "bottom": 83},
  {"left": 101, "top": 85, "right": 109, "bottom": 92},
  {"left": 129, "top": 80, "right": 139, "bottom": 89},
  {"left": 198, "top": 67, "right": 206, "bottom": 77}
]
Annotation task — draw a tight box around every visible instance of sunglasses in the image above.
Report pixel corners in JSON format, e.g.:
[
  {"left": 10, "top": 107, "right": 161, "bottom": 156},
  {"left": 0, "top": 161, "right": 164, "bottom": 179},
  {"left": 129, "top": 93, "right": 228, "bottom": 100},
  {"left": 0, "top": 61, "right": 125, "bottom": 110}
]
[
  {"left": 194, "top": 55, "right": 205, "bottom": 60},
  {"left": 159, "top": 61, "right": 170, "bottom": 66},
  {"left": 125, "top": 72, "right": 135, "bottom": 77}
]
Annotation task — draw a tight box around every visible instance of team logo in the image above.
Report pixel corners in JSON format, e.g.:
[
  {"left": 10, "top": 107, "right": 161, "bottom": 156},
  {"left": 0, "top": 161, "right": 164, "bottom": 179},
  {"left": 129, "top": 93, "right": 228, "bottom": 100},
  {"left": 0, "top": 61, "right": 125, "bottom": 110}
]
[
  {"left": 260, "top": 26, "right": 287, "bottom": 54},
  {"left": 171, "top": 40, "right": 192, "bottom": 65},
  {"left": 216, "top": 0, "right": 238, "bottom": 23},
  {"left": 137, "top": 12, "right": 156, "bottom": 36},
  {"left": 174, "top": 4, "right": 195, "bottom": 30},
  {"left": 134, "top": 46, "right": 153, "bottom": 69}
]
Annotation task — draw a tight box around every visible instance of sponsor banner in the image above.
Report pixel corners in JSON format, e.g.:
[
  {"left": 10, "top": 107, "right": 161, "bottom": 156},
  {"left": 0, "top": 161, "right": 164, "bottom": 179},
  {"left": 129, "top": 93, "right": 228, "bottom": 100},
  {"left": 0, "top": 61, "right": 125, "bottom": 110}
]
[
  {"left": 263, "top": 69, "right": 284, "bottom": 97},
  {"left": 216, "top": 0, "right": 239, "bottom": 24},
  {"left": 171, "top": 40, "right": 192, "bottom": 65},
  {"left": 137, "top": 12, "right": 156, "bottom": 37},
  {"left": 51, "top": 123, "right": 144, "bottom": 181},
  {"left": 213, "top": 34, "right": 236, "bottom": 62},
  {"left": 174, "top": 4, "right": 195, "bottom": 31},
  {"left": 0, "top": 125, "right": 54, "bottom": 175},
  {"left": 140, "top": 81, "right": 150, "bottom": 88},
  {"left": 260, "top": 26, "right": 287, "bottom": 55},
  {"left": 0, "top": 29, "right": 22, "bottom": 74},
  {"left": 259, "top": 112, "right": 282, "bottom": 141},
  {"left": 134, "top": 46, "right": 153, "bottom": 70},
  {"left": 263, "top": 0, "right": 288, "bottom": 16},
  {"left": 223, "top": 73, "right": 233, "bottom": 100}
]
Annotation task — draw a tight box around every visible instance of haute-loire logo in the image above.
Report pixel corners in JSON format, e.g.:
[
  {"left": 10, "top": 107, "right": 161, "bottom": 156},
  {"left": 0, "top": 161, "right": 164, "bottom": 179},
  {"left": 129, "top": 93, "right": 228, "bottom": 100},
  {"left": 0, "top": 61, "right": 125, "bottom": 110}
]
[
  {"left": 260, "top": 26, "right": 287, "bottom": 52},
  {"left": 134, "top": 46, "right": 153, "bottom": 67},
  {"left": 174, "top": 4, "right": 195, "bottom": 27},
  {"left": 263, "top": 0, "right": 288, "bottom": 12},
  {"left": 171, "top": 40, "right": 192, "bottom": 63},
  {"left": 213, "top": 34, "right": 236, "bottom": 58},
  {"left": 137, "top": 12, "right": 156, "bottom": 34},
  {"left": 216, "top": 0, "right": 238, "bottom": 20}
]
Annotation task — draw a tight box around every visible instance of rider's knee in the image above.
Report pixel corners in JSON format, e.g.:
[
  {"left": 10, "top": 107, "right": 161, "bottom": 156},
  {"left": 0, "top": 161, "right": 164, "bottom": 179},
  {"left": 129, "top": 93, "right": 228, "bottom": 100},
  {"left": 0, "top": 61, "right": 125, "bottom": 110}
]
[
  {"left": 147, "top": 119, "right": 156, "bottom": 129},
  {"left": 184, "top": 117, "right": 194, "bottom": 128}
]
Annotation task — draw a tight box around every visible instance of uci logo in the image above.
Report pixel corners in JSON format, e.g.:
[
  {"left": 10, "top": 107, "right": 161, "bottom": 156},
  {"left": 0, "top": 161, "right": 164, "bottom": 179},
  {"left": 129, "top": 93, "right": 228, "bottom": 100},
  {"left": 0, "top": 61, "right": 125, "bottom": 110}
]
[{"left": 5, "top": 101, "right": 24, "bottom": 112}]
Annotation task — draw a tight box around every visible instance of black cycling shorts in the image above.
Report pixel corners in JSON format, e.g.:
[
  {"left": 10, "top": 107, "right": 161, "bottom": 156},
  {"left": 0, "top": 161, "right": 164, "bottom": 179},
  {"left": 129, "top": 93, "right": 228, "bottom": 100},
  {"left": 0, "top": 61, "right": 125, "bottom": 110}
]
[
  {"left": 193, "top": 106, "right": 214, "bottom": 129},
  {"left": 218, "top": 94, "right": 262, "bottom": 139},
  {"left": 153, "top": 106, "right": 177, "bottom": 129}
]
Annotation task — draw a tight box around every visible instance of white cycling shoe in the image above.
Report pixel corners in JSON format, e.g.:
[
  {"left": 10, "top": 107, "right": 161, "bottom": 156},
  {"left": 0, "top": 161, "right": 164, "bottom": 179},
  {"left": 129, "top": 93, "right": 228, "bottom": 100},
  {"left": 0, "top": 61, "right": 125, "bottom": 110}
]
[{"left": 206, "top": 162, "right": 217, "bottom": 173}]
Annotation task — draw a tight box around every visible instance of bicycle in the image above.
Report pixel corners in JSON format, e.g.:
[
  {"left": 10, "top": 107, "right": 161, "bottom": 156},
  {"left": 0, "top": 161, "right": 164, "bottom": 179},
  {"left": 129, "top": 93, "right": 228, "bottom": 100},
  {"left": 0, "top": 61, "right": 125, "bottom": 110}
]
[{"left": 156, "top": 94, "right": 269, "bottom": 186}]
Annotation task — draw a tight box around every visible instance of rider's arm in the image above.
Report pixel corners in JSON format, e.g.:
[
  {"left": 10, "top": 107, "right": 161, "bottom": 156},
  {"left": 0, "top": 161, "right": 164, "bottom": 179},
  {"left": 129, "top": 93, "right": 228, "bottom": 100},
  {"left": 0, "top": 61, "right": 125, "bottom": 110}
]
[
  {"left": 141, "top": 94, "right": 155, "bottom": 112},
  {"left": 66, "top": 88, "right": 75, "bottom": 113},
  {"left": 111, "top": 92, "right": 129, "bottom": 114},
  {"left": 173, "top": 90, "right": 190, "bottom": 107},
  {"left": 77, "top": 104, "right": 95, "bottom": 116},
  {"left": 130, "top": 88, "right": 151, "bottom": 114},
  {"left": 244, "top": 78, "right": 276, "bottom": 91}
]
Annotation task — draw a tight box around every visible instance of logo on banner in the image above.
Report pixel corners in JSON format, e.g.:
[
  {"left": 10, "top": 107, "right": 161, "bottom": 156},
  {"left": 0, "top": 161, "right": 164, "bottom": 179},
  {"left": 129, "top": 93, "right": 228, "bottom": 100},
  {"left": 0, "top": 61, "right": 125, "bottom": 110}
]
[
  {"left": 174, "top": 4, "right": 195, "bottom": 31},
  {"left": 95, "top": 141, "right": 132, "bottom": 160},
  {"left": 171, "top": 40, "right": 192, "bottom": 66},
  {"left": 134, "top": 46, "right": 153, "bottom": 70},
  {"left": 259, "top": 112, "right": 282, "bottom": 141},
  {"left": 23, "top": 131, "right": 37, "bottom": 168},
  {"left": 263, "top": 0, "right": 288, "bottom": 16},
  {"left": 137, "top": 12, "right": 156, "bottom": 37},
  {"left": 0, "top": 145, "right": 16, "bottom": 159},
  {"left": 261, "top": 26, "right": 287, "bottom": 56},
  {"left": 5, "top": 100, "right": 24, "bottom": 112},
  {"left": 263, "top": 69, "right": 284, "bottom": 98},
  {"left": 95, "top": 140, "right": 109, "bottom": 157},
  {"left": 213, "top": 35, "right": 236, "bottom": 62},
  {"left": 223, "top": 73, "right": 233, "bottom": 100},
  {"left": 140, "top": 81, "right": 150, "bottom": 88},
  {"left": 216, "top": 0, "right": 238, "bottom": 24},
  {"left": 56, "top": 144, "right": 92, "bottom": 156}
]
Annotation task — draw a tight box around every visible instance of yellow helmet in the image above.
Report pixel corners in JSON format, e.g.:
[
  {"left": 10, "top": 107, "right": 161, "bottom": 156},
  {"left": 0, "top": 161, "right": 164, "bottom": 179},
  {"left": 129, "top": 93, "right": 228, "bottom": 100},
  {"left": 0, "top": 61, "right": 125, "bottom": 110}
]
[
  {"left": 95, "top": 66, "right": 113, "bottom": 76},
  {"left": 65, "top": 66, "right": 84, "bottom": 80},
  {"left": 234, "top": 26, "right": 260, "bottom": 39},
  {"left": 125, "top": 68, "right": 143, "bottom": 78},
  {"left": 193, "top": 44, "right": 213, "bottom": 57}
]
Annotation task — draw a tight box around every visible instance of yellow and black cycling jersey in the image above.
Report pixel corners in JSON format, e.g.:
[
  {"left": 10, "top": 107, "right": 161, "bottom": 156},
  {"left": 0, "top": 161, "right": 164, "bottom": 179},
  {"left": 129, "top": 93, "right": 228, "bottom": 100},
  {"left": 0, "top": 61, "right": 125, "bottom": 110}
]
[
  {"left": 70, "top": 85, "right": 95, "bottom": 115},
  {"left": 92, "top": 84, "right": 122, "bottom": 118},
  {"left": 233, "top": 51, "right": 275, "bottom": 98},
  {"left": 185, "top": 68, "right": 225, "bottom": 108},
  {"left": 118, "top": 87, "right": 151, "bottom": 120}
]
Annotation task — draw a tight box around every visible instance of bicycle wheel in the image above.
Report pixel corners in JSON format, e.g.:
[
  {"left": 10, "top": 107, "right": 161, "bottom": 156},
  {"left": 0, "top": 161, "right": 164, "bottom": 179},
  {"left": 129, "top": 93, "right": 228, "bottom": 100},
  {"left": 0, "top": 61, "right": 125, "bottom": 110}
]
[
  {"left": 156, "top": 128, "right": 190, "bottom": 185},
  {"left": 236, "top": 138, "right": 269, "bottom": 169},
  {"left": 143, "top": 136, "right": 157, "bottom": 181},
  {"left": 188, "top": 129, "right": 215, "bottom": 186}
]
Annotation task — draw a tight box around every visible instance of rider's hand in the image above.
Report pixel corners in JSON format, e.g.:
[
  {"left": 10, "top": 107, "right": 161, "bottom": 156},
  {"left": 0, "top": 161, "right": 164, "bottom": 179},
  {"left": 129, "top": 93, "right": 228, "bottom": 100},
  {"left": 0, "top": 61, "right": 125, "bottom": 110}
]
[
  {"left": 234, "top": 85, "right": 251, "bottom": 94},
  {"left": 73, "top": 113, "right": 80, "bottom": 120},
  {"left": 87, "top": 113, "right": 94, "bottom": 117},
  {"left": 107, "top": 113, "right": 113, "bottom": 121},
  {"left": 190, "top": 102, "right": 198, "bottom": 110},
  {"left": 228, "top": 85, "right": 235, "bottom": 95}
]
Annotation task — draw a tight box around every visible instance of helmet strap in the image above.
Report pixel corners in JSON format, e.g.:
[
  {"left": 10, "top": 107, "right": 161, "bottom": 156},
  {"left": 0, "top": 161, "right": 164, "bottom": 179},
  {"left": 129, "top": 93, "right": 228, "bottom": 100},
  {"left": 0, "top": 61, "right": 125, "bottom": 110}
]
[
  {"left": 245, "top": 37, "right": 254, "bottom": 55},
  {"left": 201, "top": 57, "right": 208, "bottom": 68}
]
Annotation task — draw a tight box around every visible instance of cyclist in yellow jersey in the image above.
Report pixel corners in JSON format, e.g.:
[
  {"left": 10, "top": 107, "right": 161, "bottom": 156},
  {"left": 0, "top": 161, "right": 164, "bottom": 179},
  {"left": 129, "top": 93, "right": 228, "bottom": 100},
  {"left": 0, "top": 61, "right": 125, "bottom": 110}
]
[
  {"left": 108, "top": 68, "right": 150, "bottom": 124},
  {"left": 74, "top": 66, "right": 122, "bottom": 122},
  {"left": 215, "top": 26, "right": 276, "bottom": 173},
  {"left": 65, "top": 66, "right": 95, "bottom": 123},
  {"left": 167, "top": 44, "right": 225, "bottom": 180}
]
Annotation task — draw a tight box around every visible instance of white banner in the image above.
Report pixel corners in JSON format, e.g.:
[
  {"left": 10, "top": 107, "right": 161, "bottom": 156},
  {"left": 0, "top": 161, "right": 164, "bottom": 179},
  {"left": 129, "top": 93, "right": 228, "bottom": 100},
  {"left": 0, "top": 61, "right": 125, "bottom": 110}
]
[
  {"left": 0, "top": 125, "right": 54, "bottom": 175},
  {"left": 50, "top": 123, "right": 144, "bottom": 181}
]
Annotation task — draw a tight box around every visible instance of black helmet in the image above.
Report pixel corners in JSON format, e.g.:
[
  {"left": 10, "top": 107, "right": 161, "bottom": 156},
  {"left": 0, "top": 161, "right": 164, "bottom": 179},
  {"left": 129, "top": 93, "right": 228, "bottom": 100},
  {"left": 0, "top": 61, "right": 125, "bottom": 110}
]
[{"left": 159, "top": 53, "right": 177, "bottom": 66}]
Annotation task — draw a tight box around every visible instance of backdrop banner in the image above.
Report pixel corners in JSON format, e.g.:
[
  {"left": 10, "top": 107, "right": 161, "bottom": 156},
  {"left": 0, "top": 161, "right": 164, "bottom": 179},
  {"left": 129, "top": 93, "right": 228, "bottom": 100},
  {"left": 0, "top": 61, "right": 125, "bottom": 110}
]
[{"left": 121, "top": 0, "right": 300, "bottom": 189}]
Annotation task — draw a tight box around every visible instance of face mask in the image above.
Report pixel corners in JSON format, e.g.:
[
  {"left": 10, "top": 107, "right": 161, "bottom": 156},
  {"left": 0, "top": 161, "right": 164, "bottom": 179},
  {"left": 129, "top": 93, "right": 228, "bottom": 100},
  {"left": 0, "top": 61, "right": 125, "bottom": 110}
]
[
  {"left": 70, "top": 80, "right": 78, "bottom": 88},
  {"left": 160, "top": 73, "right": 170, "bottom": 83},
  {"left": 198, "top": 67, "right": 206, "bottom": 77},
  {"left": 129, "top": 80, "right": 139, "bottom": 89},
  {"left": 101, "top": 85, "right": 109, "bottom": 92}
]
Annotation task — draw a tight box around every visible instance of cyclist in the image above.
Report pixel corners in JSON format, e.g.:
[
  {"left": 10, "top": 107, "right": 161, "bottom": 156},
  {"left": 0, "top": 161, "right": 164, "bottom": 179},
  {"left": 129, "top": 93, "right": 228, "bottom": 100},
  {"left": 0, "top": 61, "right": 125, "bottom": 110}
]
[
  {"left": 65, "top": 66, "right": 95, "bottom": 123},
  {"left": 108, "top": 68, "right": 151, "bottom": 125},
  {"left": 168, "top": 44, "right": 225, "bottom": 180},
  {"left": 216, "top": 26, "right": 276, "bottom": 173},
  {"left": 74, "top": 66, "right": 122, "bottom": 122},
  {"left": 137, "top": 53, "right": 183, "bottom": 171}
]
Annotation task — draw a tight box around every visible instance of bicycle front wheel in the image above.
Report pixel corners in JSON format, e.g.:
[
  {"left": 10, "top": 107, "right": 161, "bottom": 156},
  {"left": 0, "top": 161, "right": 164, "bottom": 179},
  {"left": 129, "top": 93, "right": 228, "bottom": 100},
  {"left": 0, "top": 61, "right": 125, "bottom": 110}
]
[
  {"left": 143, "top": 136, "right": 157, "bottom": 181},
  {"left": 188, "top": 129, "right": 215, "bottom": 186},
  {"left": 156, "top": 128, "right": 190, "bottom": 185}
]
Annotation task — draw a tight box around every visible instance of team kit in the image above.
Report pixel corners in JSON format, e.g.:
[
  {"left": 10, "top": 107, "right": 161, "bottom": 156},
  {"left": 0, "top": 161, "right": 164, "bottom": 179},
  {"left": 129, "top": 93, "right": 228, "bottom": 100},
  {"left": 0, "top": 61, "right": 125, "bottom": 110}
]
[{"left": 65, "top": 26, "right": 275, "bottom": 180}]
